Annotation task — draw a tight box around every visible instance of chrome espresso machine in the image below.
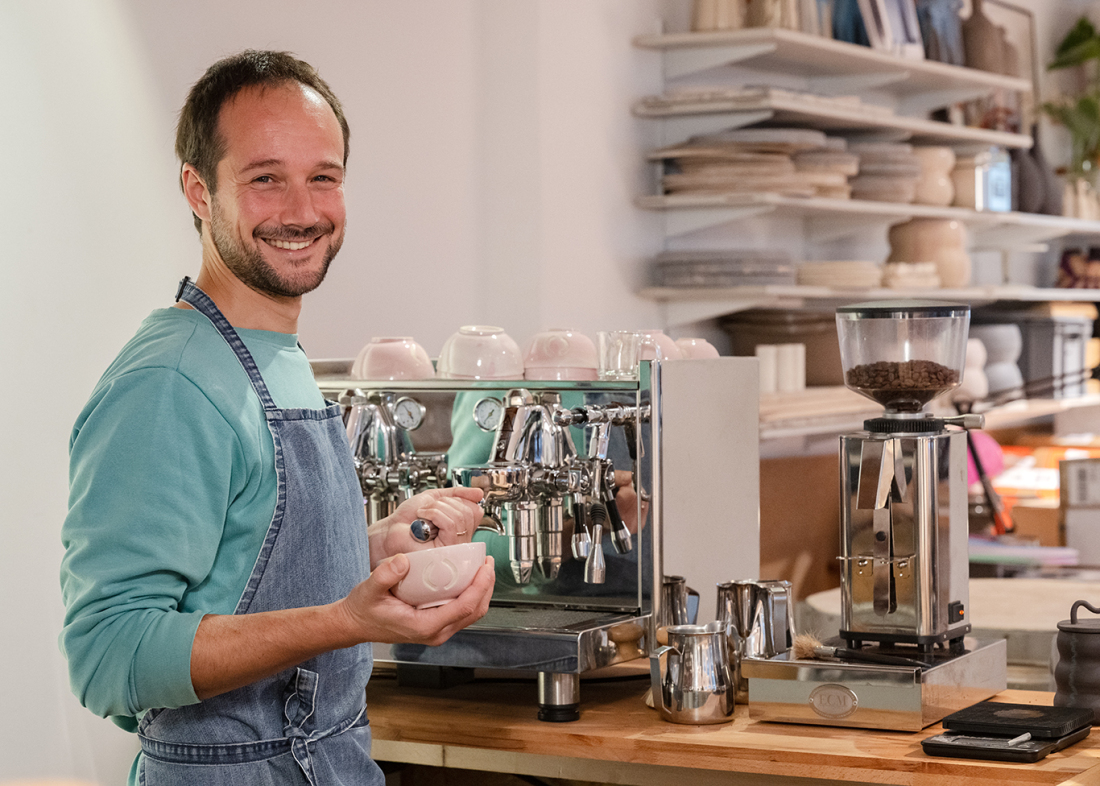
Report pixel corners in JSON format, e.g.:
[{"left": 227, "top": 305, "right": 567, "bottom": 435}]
[
  {"left": 744, "top": 301, "right": 1006, "bottom": 731},
  {"left": 316, "top": 357, "right": 760, "bottom": 721}
]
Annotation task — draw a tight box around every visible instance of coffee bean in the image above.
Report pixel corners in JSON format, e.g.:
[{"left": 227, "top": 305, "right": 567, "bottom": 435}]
[{"left": 846, "top": 360, "right": 960, "bottom": 410}]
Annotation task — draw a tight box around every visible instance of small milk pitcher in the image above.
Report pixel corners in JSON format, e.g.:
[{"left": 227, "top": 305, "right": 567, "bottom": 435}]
[
  {"left": 717, "top": 579, "right": 793, "bottom": 703},
  {"left": 658, "top": 575, "right": 700, "bottom": 629},
  {"left": 650, "top": 621, "right": 737, "bottom": 724}
]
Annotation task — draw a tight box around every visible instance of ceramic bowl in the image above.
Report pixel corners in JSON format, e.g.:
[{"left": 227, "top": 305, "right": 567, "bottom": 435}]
[
  {"left": 639, "top": 330, "right": 684, "bottom": 361},
  {"left": 352, "top": 337, "right": 435, "bottom": 381},
  {"left": 675, "top": 337, "right": 720, "bottom": 359},
  {"left": 437, "top": 326, "right": 524, "bottom": 380},
  {"left": 523, "top": 328, "right": 599, "bottom": 381},
  {"left": 392, "top": 541, "right": 487, "bottom": 609}
]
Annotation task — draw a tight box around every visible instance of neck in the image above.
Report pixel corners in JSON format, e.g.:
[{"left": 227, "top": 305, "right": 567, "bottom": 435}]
[{"left": 176, "top": 229, "right": 302, "bottom": 334}]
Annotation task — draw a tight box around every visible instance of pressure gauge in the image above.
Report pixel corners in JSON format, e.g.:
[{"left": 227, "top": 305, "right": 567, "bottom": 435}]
[
  {"left": 392, "top": 397, "right": 425, "bottom": 431},
  {"left": 473, "top": 397, "right": 503, "bottom": 432}
]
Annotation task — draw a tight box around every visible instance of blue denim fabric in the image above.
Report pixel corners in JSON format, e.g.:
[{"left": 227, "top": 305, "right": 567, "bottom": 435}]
[{"left": 137, "top": 279, "right": 383, "bottom": 786}]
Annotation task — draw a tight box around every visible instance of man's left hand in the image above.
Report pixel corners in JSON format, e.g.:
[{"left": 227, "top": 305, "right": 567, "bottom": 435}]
[{"left": 368, "top": 487, "right": 485, "bottom": 568}]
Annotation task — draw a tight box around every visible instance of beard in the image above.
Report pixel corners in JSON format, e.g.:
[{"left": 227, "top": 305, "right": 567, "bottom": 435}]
[{"left": 209, "top": 201, "right": 344, "bottom": 298}]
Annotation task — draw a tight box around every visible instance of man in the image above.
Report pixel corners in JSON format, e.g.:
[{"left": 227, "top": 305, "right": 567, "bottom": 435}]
[{"left": 60, "top": 50, "right": 495, "bottom": 785}]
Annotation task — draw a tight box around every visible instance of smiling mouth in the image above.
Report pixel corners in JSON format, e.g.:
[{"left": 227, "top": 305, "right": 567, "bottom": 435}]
[{"left": 263, "top": 237, "right": 318, "bottom": 251}]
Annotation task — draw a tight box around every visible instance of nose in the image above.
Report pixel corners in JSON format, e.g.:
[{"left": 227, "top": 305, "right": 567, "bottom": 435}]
[{"left": 279, "top": 181, "right": 320, "bottom": 228}]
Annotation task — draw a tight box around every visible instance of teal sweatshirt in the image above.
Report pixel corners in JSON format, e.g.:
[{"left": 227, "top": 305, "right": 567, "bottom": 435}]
[{"left": 60, "top": 307, "right": 324, "bottom": 731}]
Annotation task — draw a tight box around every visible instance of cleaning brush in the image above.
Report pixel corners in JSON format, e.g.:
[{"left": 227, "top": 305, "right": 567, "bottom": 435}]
[{"left": 792, "top": 633, "right": 931, "bottom": 668}]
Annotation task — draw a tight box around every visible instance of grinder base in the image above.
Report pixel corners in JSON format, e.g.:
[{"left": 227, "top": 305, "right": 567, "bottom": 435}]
[{"left": 742, "top": 637, "right": 1007, "bottom": 731}]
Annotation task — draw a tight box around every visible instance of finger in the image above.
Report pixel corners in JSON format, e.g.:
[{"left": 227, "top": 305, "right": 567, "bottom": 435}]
[
  {"left": 613, "top": 469, "right": 635, "bottom": 488},
  {"left": 424, "top": 486, "right": 484, "bottom": 505},
  {"left": 370, "top": 553, "right": 410, "bottom": 590}
]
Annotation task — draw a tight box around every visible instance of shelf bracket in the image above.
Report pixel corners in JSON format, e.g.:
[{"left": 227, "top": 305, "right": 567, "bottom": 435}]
[
  {"left": 663, "top": 205, "right": 776, "bottom": 237},
  {"left": 660, "top": 110, "right": 775, "bottom": 142},
  {"left": 807, "top": 71, "right": 909, "bottom": 96},
  {"left": 664, "top": 42, "right": 778, "bottom": 80},
  {"left": 897, "top": 87, "right": 1012, "bottom": 117},
  {"left": 968, "top": 221, "right": 1072, "bottom": 251}
]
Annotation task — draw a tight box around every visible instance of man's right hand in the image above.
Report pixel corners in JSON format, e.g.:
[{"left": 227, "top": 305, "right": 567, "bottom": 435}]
[
  {"left": 337, "top": 553, "right": 495, "bottom": 647},
  {"left": 190, "top": 553, "right": 494, "bottom": 701}
]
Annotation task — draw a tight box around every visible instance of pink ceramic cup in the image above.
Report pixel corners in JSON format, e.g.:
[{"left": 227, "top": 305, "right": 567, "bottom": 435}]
[
  {"left": 639, "top": 330, "right": 683, "bottom": 361},
  {"left": 392, "top": 541, "right": 488, "bottom": 609},
  {"left": 437, "top": 326, "right": 524, "bottom": 380},
  {"left": 675, "top": 337, "right": 720, "bottom": 359},
  {"left": 352, "top": 337, "right": 435, "bottom": 381},
  {"left": 523, "top": 328, "right": 599, "bottom": 381}
]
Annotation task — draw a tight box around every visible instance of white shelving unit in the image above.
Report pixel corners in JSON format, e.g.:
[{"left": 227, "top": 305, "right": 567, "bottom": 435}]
[{"left": 633, "top": 26, "right": 1100, "bottom": 441}]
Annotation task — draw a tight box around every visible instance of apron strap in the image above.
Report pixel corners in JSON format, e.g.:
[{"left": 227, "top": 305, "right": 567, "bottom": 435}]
[{"left": 176, "top": 277, "right": 279, "bottom": 412}]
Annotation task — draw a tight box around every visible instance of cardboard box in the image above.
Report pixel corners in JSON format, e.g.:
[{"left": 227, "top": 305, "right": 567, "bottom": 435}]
[{"left": 1010, "top": 498, "right": 1062, "bottom": 547}]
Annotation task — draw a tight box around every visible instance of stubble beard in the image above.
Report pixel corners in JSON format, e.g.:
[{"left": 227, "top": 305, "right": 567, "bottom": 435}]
[{"left": 209, "top": 201, "right": 344, "bottom": 298}]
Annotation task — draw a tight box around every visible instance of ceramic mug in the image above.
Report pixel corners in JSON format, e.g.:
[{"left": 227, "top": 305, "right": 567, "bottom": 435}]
[
  {"left": 392, "top": 541, "right": 487, "bottom": 609},
  {"left": 523, "top": 328, "right": 599, "bottom": 381},
  {"left": 352, "top": 337, "right": 434, "bottom": 381},
  {"left": 437, "top": 326, "right": 524, "bottom": 380}
]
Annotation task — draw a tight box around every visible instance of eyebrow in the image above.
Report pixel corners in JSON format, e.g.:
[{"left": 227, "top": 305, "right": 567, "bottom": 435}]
[{"left": 240, "top": 158, "right": 344, "bottom": 173}]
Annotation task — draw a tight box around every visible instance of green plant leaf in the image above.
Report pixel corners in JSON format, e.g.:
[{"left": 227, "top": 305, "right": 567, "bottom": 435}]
[
  {"left": 1050, "top": 38, "right": 1100, "bottom": 70},
  {"left": 1056, "top": 16, "right": 1097, "bottom": 58}
]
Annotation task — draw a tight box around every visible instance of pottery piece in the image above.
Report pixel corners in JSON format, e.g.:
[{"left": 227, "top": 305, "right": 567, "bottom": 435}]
[
  {"left": 1054, "top": 600, "right": 1100, "bottom": 722},
  {"left": 887, "top": 218, "right": 971, "bottom": 287},
  {"left": 962, "top": 0, "right": 1004, "bottom": 74},
  {"left": 913, "top": 147, "right": 956, "bottom": 206},
  {"left": 1012, "top": 145, "right": 1045, "bottom": 214},
  {"left": 1030, "top": 126, "right": 1065, "bottom": 216}
]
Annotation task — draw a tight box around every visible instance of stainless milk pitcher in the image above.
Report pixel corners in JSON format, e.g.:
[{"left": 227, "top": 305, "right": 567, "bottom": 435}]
[
  {"left": 650, "top": 621, "right": 736, "bottom": 724},
  {"left": 717, "top": 579, "right": 793, "bottom": 702},
  {"left": 659, "top": 575, "right": 700, "bottom": 628}
]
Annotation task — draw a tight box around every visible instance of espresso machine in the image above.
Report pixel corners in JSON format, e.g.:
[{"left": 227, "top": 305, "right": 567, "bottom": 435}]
[
  {"left": 319, "top": 356, "right": 760, "bottom": 721},
  {"left": 744, "top": 301, "right": 1006, "bottom": 731}
]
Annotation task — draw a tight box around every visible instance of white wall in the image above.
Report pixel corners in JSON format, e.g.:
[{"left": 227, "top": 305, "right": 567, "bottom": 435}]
[
  {"left": 2, "top": 0, "right": 668, "bottom": 781},
  {"left": 6, "top": 0, "right": 1100, "bottom": 780}
]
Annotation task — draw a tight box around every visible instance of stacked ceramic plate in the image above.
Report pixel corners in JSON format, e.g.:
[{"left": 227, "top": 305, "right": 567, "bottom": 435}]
[
  {"left": 792, "top": 141, "right": 859, "bottom": 199},
  {"left": 652, "top": 129, "right": 844, "bottom": 198},
  {"left": 848, "top": 142, "right": 922, "bottom": 203},
  {"left": 797, "top": 260, "right": 882, "bottom": 288},
  {"left": 651, "top": 250, "right": 796, "bottom": 288}
]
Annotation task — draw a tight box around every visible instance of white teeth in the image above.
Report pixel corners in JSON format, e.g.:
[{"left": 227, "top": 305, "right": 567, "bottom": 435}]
[{"left": 267, "top": 238, "right": 313, "bottom": 251}]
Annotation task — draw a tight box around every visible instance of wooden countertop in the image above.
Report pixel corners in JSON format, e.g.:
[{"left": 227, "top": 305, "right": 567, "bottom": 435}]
[{"left": 366, "top": 669, "right": 1100, "bottom": 786}]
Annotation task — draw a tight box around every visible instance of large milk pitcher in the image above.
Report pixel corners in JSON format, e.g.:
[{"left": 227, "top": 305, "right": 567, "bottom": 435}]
[
  {"left": 717, "top": 579, "right": 793, "bottom": 702},
  {"left": 649, "top": 621, "right": 736, "bottom": 724}
]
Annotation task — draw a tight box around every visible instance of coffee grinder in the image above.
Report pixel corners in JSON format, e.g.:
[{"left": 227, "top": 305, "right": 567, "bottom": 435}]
[
  {"left": 743, "top": 301, "right": 1007, "bottom": 731},
  {"left": 836, "top": 301, "right": 980, "bottom": 653}
]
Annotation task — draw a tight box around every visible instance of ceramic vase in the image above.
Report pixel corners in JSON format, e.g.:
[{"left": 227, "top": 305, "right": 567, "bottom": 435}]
[
  {"left": 1030, "top": 126, "right": 1065, "bottom": 216},
  {"left": 962, "top": 0, "right": 1003, "bottom": 74}
]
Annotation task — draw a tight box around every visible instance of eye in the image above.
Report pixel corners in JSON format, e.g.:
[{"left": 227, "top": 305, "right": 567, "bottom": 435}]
[{"left": 253, "top": 175, "right": 273, "bottom": 184}]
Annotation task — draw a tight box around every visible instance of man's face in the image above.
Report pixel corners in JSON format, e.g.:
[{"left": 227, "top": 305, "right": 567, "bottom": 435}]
[{"left": 207, "top": 82, "right": 346, "bottom": 298}]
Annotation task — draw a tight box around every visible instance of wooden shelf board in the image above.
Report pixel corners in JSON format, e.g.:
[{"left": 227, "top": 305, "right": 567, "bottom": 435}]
[{"left": 633, "top": 27, "right": 1032, "bottom": 97}]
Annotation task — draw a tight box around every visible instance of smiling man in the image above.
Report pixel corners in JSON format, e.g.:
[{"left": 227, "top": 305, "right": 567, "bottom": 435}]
[{"left": 60, "top": 51, "right": 495, "bottom": 786}]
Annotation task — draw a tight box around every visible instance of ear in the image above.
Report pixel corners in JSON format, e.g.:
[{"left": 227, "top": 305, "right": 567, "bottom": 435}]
[{"left": 181, "top": 163, "right": 213, "bottom": 224}]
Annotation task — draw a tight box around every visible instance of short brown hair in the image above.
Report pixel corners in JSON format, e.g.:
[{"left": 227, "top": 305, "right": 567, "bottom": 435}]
[{"left": 175, "top": 50, "right": 350, "bottom": 233}]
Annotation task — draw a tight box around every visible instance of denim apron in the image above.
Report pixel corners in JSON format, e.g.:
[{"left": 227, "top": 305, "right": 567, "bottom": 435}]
[{"left": 137, "top": 279, "right": 383, "bottom": 786}]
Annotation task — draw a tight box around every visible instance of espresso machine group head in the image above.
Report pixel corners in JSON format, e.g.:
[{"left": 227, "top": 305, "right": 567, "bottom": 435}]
[
  {"left": 835, "top": 301, "right": 981, "bottom": 652},
  {"left": 452, "top": 388, "right": 645, "bottom": 586}
]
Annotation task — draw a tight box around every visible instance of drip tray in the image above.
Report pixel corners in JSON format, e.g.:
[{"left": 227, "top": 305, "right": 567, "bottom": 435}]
[
  {"left": 742, "top": 638, "right": 1007, "bottom": 731},
  {"left": 375, "top": 607, "right": 649, "bottom": 674}
]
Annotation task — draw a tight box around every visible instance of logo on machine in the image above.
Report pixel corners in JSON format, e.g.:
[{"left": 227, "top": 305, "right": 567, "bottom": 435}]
[{"left": 809, "top": 684, "right": 859, "bottom": 719}]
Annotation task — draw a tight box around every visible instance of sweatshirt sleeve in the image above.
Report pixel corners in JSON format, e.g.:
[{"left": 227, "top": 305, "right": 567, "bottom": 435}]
[{"left": 60, "top": 367, "right": 243, "bottom": 723}]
